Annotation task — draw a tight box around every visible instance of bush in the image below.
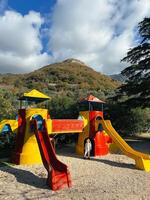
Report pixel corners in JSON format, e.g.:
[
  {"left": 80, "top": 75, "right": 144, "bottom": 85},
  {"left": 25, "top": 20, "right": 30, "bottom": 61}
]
[
  {"left": 48, "top": 95, "right": 78, "bottom": 119},
  {"left": 107, "top": 104, "right": 150, "bottom": 135},
  {"left": 129, "top": 108, "right": 150, "bottom": 134}
]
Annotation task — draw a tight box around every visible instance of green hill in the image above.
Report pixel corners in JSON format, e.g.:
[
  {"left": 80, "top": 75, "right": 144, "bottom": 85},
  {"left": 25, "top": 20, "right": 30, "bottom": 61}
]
[
  {"left": 22, "top": 59, "right": 120, "bottom": 97},
  {"left": 0, "top": 59, "right": 121, "bottom": 119}
]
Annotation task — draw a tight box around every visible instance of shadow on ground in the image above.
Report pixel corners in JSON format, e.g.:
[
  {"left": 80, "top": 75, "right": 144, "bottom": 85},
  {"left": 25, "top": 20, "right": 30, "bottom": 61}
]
[
  {"left": 0, "top": 135, "right": 149, "bottom": 188},
  {"left": 56, "top": 136, "right": 150, "bottom": 170},
  {"left": 90, "top": 158, "right": 135, "bottom": 169},
  {"left": 0, "top": 162, "right": 48, "bottom": 189},
  {"left": 56, "top": 144, "right": 135, "bottom": 170}
]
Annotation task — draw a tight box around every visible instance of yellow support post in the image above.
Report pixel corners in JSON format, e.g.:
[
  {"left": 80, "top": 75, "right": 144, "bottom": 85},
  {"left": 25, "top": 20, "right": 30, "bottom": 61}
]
[{"left": 75, "top": 111, "right": 90, "bottom": 155}]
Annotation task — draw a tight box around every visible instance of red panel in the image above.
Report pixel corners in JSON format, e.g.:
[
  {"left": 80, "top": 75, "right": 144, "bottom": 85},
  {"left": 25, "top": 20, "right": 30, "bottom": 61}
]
[
  {"left": 52, "top": 120, "right": 84, "bottom": 133},
  {"left": 94, "top": 131, "right": 109, "bottom": 156},
  {"left": 89, "top": 111, "right": 103, "bottom": 138},
  {"left": 33, "top": 120, "right": 72, "bottom": 191}
]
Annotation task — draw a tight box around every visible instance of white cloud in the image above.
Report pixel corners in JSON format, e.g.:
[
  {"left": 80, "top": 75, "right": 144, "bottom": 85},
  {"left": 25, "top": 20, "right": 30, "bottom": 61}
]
[
  {"left": 49, "top": 0, "right": 150, "bottom": 74},
  {"left": 0, "top": 0, "right": 149, "bottom": 74},
  {"left": 0, "top": 10, "right": 52, "bottom": 73}
]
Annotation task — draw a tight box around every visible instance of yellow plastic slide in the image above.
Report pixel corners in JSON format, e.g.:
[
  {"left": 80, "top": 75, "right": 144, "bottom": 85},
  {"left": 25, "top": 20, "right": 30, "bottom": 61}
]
[{"left": 101, "top": 119, "right": 150, "bottom": 171}]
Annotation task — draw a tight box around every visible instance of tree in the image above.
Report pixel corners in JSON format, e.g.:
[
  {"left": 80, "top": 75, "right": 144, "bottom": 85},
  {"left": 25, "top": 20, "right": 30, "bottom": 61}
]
[
  {"left": 48, "top": 95, "right": 79, "bottom": 119},
  {"left": 0, "top": 89, "right": 17, "bottom": 120},
  {"left": 119, "top": 17, "right": 150, "bottom": 107},
  {"left": 129, "top": 108, "right": 150, "bottom": 134}
]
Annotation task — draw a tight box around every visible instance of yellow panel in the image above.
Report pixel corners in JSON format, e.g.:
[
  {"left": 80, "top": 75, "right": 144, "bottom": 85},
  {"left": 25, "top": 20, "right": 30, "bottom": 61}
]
[
  {"left": 19, "top": 135, "right": 42, "bottom": 164},
  {"left": 0, "top": 119, "right": 18, "bottom": 134},
  {"left": 23, "top": 108, "right": 48, "bottom": 143},
  {"left": 19, "top": 108, "right": 48, "bottom": 165},
  {"left": 46, "top": 119, "right": 52, "bottom": 134}
]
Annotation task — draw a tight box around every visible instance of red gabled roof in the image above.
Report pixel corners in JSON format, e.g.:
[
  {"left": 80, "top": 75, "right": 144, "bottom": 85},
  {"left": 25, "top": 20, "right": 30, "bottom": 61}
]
[{"left": 80, "top": 95, "right": 105, "bottom": 103}]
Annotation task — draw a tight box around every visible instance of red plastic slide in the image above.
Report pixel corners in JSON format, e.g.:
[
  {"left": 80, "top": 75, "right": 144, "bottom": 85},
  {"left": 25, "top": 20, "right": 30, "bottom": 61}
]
[{"left": 33, "top": 120, "right": 72, "bottom": 191}]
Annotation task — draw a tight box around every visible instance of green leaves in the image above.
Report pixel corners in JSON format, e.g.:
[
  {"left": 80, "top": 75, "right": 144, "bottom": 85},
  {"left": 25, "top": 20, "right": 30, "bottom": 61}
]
[
  {"left": 139, "top": 17, "right": 150, "bottom": 42},
  {"left": 0, "top": 89, "right": 17, "bottom": 120},
  {"left": 108, "top": 18, "right": 150, "bottom": 135},
  {"left": 49, "top": 95, "right": 78, "bottom": 119},
  {"left": 118, "top": 18, "right": 150, "bottom": 107}
]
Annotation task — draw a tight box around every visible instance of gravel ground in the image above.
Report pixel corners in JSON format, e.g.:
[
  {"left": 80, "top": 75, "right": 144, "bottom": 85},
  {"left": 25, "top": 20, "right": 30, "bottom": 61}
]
[{"left": 0, "top": 139, "right": 150, "bottom": 200}]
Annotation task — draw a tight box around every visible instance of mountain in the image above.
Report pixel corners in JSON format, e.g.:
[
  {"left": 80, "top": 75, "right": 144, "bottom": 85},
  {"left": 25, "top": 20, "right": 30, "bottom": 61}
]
[
  {"left": 24, "top": 59, "right": 121, "bottom": 98},
  {"left": 0, "top": 58, "right": 121, "bottom": 98},
  {"left": 0, "top": 59, "right": 121, "bottom": 119},
  {"left": 110, "top": 73, "right": 126, "bottom": 82}
]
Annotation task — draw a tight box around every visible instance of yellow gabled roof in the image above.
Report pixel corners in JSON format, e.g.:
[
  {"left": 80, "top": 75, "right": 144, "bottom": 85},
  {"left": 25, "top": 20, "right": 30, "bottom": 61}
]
[{"left": 19, "top": 89, "right": 50, "bottom": 101}]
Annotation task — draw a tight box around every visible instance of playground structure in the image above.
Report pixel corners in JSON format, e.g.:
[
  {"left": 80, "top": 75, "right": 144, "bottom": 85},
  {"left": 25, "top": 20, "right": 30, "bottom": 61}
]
[
  {"left": 11, "top": 90, "right": 112, "bottom": 165},
  {"left": 1, "top": 89, "right": 150, "bottom": 190}
]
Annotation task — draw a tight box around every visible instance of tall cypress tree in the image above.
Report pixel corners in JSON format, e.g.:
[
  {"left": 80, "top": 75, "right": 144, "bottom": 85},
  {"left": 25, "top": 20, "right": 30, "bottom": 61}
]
[{"left": 119, "top": 17, "right": 150, "bottom": 107}]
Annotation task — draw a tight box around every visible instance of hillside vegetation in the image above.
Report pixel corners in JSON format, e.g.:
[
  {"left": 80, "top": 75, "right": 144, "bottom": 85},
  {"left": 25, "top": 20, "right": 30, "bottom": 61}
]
[
  {"left": 0, "top": 59, "right": 120, "bottom": 119},
  {"left": 25, "top": 59, "right": 119, "bottom": 96}
]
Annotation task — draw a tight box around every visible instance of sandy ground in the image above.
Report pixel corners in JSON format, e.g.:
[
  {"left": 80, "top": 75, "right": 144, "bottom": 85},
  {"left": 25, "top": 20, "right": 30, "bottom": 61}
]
[{"left": 0, "top": 138, "right": 150, "bottom": 200}]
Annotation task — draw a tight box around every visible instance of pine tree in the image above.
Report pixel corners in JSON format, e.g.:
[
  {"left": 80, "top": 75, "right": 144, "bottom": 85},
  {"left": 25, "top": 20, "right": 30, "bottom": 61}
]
[{"left": 119, "top": 18, "right": 150, "bottom": 107}]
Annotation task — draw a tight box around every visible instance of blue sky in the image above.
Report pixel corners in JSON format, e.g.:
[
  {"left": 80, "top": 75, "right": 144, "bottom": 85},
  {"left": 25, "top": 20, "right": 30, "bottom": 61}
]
[
  {"left": 8, "top": 0, "right": 56, "bottom": 15},
  {"left": 0, "top": 0, "right": 149, "bottom": 74},
  {"left": 4, "top": 0, "right": 56, "bottom": 53}
]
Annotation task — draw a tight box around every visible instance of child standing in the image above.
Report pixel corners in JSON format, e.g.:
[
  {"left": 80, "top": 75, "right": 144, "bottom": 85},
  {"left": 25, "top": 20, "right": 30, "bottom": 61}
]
[{"left": 84, "top": 138, "right": 92, "bottom": 159}]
